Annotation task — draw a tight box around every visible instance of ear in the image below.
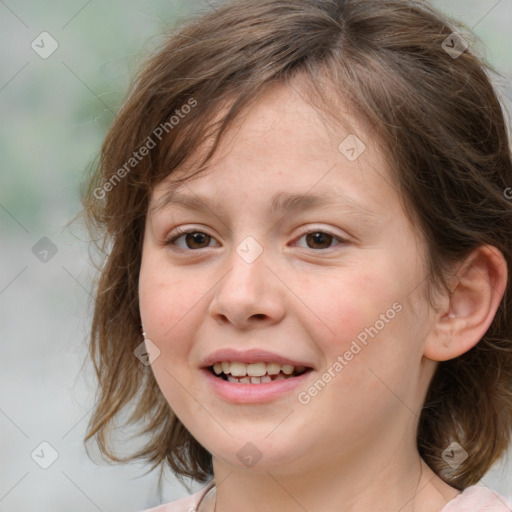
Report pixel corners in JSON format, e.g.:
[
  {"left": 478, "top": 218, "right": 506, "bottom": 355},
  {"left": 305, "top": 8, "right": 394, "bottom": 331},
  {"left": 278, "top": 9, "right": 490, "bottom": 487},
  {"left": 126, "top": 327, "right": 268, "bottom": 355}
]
[{"left": 423, "top": 245, "right": 508, "bottom": 361}]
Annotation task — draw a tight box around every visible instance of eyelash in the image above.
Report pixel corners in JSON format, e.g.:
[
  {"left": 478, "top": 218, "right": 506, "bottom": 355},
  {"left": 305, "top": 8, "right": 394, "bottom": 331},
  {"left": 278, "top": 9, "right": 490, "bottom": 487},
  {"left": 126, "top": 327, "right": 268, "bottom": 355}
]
[{"left": 164, "top": 227, "right": 347, "bottom": 251}]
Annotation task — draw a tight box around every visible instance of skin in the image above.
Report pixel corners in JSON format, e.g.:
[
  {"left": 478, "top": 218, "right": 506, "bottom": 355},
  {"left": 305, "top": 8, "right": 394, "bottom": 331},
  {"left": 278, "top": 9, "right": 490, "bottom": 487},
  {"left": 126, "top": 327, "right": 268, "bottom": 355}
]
[{"left": 138, "top": 82, "right": 507, "bottom": 511}]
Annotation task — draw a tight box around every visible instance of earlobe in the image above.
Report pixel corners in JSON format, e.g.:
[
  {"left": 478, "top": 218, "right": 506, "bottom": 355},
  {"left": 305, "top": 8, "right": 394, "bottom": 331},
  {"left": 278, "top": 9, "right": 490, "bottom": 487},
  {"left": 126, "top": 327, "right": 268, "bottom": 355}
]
[{"left": 423, "top": 245, "right": 507, "bottom": 362}]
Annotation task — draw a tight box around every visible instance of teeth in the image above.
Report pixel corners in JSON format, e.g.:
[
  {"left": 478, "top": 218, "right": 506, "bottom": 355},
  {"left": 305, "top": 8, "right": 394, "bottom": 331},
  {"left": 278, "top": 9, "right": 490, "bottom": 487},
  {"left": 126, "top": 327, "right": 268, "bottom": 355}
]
[
  {"left": 230, "top": 361, "right": 247, "bottom": 377},
  {"left": 281, "top": 365, "right": 294, "bottom": 375},
  {"left": 247, "top": 362, "right": 267, "bottom": 377},
  {"left": 266, "top": 363, "right": 281, "bottom": 375},
  {"left": 211, "top": 361, "right": 308, "bottom": 379}
]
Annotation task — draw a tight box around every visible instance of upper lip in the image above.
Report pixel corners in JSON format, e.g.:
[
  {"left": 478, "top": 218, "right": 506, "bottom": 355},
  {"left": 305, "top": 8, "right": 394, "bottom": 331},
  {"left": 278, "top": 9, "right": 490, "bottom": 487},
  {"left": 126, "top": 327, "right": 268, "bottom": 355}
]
[{"left": 200, "top": 348, "right": 314, "bottom": 370}]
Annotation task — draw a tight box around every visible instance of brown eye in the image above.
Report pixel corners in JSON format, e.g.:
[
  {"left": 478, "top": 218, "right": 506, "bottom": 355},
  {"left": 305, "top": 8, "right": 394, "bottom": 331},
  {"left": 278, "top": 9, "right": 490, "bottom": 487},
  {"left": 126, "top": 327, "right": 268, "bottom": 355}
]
[
  {"left": 295, "top": 230, "right": 345, "bottom": 250},
  {"left": 305, "top": 232, "right": 334, "bottom": 249},
  {"left": 185, "top": 232, "right": 211, "bottom": 249},
  {"left": 167, "top": 230, "right": 217, "bottom": 250}
]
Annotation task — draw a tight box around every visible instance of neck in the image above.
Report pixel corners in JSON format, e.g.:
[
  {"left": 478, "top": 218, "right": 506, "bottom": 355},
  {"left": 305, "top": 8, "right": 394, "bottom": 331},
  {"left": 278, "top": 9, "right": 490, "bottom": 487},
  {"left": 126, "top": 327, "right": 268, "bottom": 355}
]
[{"left": 208, "top": 437, "right": 459, "bottom": 512}]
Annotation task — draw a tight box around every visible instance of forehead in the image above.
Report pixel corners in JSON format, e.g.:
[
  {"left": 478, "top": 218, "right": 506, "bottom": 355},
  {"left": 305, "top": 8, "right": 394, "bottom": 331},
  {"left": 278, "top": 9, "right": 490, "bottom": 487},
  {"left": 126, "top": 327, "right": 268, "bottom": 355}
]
[{"left": 150, "top": 82, "right": 397, "bottom": 217}]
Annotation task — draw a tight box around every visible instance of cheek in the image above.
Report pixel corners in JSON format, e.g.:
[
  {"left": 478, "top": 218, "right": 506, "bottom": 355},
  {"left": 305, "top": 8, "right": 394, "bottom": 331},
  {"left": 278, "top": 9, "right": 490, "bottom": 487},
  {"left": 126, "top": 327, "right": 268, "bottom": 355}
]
[
  {"left": 138, "top": 257, "right": 204, "bottom": 416},
  {"left": 302, "top": 263, "right": 423, "bottom": 397},
  {"left": 138, "top": 250, "right": 199, "bottom": 353},
  {"left": 302, "top": 267, "right": 400, "bottom": 347}
]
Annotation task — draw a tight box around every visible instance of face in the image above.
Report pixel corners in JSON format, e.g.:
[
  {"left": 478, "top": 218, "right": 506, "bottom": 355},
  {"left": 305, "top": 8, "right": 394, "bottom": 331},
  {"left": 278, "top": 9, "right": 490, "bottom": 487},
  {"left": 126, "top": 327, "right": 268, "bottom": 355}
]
[{"left": 139, "top": 82, "right": 437, "bottom": 475}]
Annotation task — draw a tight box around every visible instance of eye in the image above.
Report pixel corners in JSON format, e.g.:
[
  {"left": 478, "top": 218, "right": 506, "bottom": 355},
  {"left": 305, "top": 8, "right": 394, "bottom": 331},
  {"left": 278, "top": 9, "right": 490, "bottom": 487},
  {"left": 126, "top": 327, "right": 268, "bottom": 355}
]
[
  {"left": 293, "top": 230, "right": 346, "bottom": 250},
  {"left": 165, "top": 228, "right": 346, "bottom": 251},
  {"left": 166, "top": 229, "right": 219, "bottom": 250}
]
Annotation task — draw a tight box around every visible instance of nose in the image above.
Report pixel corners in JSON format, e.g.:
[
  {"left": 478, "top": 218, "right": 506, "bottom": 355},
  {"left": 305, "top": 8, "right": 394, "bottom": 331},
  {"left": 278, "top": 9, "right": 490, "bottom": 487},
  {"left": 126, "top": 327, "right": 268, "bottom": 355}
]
[{"left": 208, "top": 246, "right": 286, "bottom": 329}]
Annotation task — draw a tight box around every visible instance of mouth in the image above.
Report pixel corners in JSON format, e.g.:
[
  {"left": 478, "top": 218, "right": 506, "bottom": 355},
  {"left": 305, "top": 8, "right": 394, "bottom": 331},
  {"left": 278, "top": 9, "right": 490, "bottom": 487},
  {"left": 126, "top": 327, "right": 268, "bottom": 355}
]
[{"left": 208, "top": 361, "right": 312, "bottom": 384}]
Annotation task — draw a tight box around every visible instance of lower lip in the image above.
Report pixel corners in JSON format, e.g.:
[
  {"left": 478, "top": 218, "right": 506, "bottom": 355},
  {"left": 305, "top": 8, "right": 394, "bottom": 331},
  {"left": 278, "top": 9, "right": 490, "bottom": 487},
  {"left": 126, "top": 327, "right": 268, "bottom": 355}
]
[{"left": 202, "top": 368, "right": 313, "bottom": 403}]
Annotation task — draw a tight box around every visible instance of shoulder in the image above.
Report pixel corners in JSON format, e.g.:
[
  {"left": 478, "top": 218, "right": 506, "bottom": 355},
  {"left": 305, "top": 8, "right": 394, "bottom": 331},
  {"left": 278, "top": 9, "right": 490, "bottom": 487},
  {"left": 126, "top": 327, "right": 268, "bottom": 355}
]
[
  {"left": 138, "top": 485, "right": 211, "bottom": 512},
  {"left": 441, "top": 485, "right": 512, "bottom": 511}
]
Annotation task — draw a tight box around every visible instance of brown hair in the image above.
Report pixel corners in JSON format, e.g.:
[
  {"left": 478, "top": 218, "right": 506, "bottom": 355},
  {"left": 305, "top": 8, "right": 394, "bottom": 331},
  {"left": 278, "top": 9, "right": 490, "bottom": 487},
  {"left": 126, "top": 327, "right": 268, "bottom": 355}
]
[{"left": 82, "top": 0, "right": 512, "bottom": 491}]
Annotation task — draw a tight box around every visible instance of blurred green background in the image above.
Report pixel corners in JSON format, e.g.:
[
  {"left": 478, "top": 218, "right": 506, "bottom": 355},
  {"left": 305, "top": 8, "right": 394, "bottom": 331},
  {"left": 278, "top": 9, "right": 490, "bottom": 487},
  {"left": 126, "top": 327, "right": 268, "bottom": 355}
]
[{"left": 1, "top": 1, "right": 511, "bottom": 511}]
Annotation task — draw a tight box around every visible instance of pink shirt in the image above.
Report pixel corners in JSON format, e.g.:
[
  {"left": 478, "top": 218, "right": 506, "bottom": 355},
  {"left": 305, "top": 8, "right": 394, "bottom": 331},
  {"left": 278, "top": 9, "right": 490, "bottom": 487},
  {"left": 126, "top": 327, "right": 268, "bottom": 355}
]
[{"left": 141, "top": 485, "right": 512, "bottom": 511}]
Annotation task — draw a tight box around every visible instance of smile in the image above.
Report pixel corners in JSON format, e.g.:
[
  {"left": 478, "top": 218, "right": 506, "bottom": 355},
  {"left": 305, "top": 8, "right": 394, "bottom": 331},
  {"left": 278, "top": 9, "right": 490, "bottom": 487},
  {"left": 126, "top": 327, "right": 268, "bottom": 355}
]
[{"left": 210, "top": 361, "right": 309, "bottom": 384}]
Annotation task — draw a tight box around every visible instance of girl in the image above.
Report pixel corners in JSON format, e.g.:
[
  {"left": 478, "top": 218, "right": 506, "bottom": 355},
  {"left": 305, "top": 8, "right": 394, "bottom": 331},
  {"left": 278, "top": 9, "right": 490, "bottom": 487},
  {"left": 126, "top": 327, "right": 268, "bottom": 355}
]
[{"left": 82, "top": 0, "right": 512, "bottom": 510}]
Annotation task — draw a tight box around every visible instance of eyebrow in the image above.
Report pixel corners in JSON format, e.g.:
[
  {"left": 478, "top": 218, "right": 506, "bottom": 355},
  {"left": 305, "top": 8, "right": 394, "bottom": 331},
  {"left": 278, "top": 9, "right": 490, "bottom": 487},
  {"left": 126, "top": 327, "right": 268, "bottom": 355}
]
[{"left": 152, "top": 188, "right": 379, "bottom": 225}]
